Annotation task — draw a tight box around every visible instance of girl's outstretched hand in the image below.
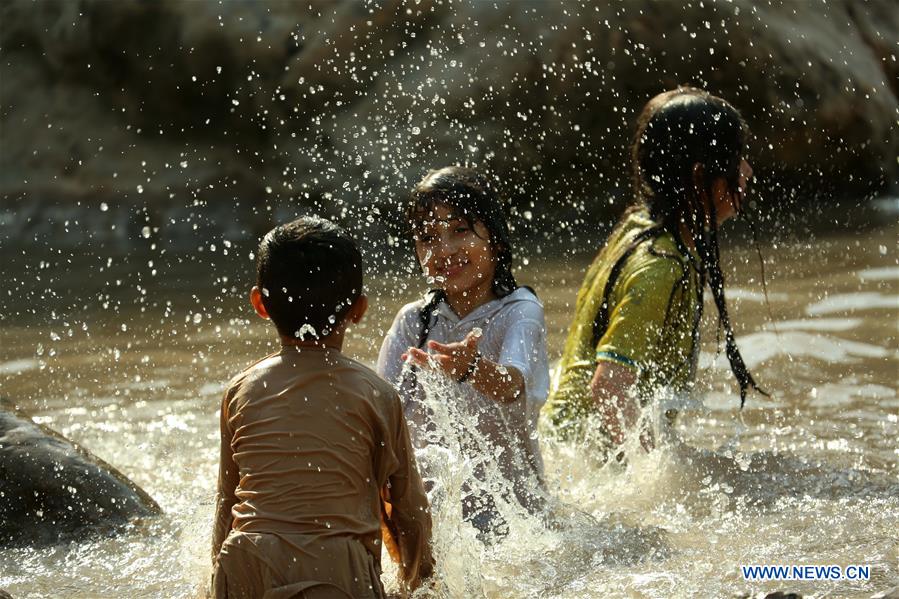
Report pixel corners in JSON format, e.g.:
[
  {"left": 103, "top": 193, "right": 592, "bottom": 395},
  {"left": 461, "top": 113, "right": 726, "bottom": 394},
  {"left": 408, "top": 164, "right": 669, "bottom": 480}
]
[
  {"left": 403, "top": 329, "right": 525, "bottom": 403},
  {"left": 403, "top": 329, "right": 482, "bottom": 380}
]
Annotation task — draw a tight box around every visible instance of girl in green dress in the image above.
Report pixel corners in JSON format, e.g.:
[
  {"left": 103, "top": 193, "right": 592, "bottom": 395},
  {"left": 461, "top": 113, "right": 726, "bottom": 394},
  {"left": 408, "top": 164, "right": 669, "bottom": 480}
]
[{"left": 541, "top": 87, "right": 766, "bottom": 454}]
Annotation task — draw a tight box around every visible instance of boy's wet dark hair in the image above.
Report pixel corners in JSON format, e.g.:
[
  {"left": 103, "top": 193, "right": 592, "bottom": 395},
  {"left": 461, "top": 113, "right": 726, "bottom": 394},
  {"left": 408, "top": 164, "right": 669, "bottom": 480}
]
[
  {"left": 406, "top": 166, "right": 518, "bottom": 297},
  {"left": 255, "top": 216, "right": 362, "bottom": 340}
]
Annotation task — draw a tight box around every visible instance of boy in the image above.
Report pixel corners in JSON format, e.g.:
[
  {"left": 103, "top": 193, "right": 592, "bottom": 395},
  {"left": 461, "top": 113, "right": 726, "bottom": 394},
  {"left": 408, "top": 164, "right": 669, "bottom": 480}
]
[{"left": 212, "top": 216, "right": 433, "bottom": 598}]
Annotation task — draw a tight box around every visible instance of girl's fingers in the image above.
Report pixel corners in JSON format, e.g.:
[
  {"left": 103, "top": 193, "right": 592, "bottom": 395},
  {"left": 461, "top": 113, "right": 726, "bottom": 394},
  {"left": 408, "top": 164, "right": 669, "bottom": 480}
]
[
  {"left": 407, "top": 347, "right": 429, "bottom": 360},
  {"left": 427, "top": 334, "right": 479, "bottom": 355},
  {"left": 405, "top": 347, "right": 432, "bottom": 367},
  {"left": 462, "top": 330, "right": 482, "bottom": 348},
  {"left": 406, "top": 347, "right": 456, "bottom": 372},
  {"left": 431, "top": 354, "right": 455, "bottom": 372},
  {"left": 405, "top": 347, "right": 461, "bottom": 376},
  {"left": 427, "top": 339, "right": 457, "bottom": 354},
  {"left": 423, "top": 334, "right": 480, "bottom": 378}
]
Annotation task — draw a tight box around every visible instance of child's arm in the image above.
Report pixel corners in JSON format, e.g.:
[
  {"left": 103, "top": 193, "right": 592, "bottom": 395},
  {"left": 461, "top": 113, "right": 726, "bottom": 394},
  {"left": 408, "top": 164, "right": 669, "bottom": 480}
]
[
  {"left": 590, "top": 360, "right": 641, "bottom": 447},
  {"left": 405, "top": 331, "right": 526, "bottom": 403},
  {"left": 380, "top": 392, "right": 434, "bottom": 592},
  {"left": 211, "top": 393, "right": 239, "bottom": 562}
]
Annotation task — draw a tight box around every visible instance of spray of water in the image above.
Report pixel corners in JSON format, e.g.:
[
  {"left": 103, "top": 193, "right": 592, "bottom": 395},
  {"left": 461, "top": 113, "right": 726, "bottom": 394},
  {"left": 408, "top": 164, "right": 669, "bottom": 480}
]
[{"left": 380, "top": 361, "right": 675, "bottom": 597}]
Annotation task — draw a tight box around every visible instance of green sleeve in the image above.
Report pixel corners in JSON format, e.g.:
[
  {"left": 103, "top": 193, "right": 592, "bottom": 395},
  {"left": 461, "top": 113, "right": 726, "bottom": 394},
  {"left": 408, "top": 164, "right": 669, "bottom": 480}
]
[{"left": 595, "top": 256, "right": 688, "bottom": 370}]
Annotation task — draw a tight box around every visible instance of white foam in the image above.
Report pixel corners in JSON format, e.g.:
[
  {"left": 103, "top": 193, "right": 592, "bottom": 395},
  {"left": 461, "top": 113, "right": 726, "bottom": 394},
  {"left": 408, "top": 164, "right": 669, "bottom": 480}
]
[
  {"left": 724, "top": 288, "right": 789, "bottom": 302},
  {"left": 0, "top": 358, "right": 40, "bottom": 375},
  {"left": 701, "top": 330, "right": 890, "bottom": 370},
  {"left": 768, "top": 317, "right": 862, "bottom": 332},
  {"left": 805, "top": 292, "right": 898, "bottom": 316},
  {"left": 858, "top": 266, "right": 899, "bottom": 282}
]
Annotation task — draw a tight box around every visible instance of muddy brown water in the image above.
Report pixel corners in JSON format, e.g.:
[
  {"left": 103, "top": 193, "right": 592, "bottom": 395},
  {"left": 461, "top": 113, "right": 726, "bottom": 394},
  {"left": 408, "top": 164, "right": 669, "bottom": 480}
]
[{"left": 0, "top": 218, "right": 896, "bottom": 598}]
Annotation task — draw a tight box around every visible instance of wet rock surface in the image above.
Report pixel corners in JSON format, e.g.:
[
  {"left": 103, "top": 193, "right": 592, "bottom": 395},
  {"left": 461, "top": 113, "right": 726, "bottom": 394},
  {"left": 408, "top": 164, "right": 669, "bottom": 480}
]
[
  {"left": 1, "top": 0, "right": 896, "bottom": 248},
  {"left": 0, "top": 399, "right": 160, "bottom": 547}
]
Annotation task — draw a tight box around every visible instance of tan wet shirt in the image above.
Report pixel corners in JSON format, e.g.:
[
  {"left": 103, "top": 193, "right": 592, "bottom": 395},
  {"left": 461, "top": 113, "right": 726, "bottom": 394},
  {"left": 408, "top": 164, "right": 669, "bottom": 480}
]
[{"left": 213, "top": 345, "right": 432, "bottom": 595}]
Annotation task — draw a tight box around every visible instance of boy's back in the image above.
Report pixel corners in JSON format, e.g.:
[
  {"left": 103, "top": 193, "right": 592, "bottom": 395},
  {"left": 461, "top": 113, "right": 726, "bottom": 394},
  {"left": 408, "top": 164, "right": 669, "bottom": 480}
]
[
  {"left": 214, "top": 346, "right": 430, "bottom": 598},
  {"left": 212, "top": 216, "right": 432, "bottom": 599}
]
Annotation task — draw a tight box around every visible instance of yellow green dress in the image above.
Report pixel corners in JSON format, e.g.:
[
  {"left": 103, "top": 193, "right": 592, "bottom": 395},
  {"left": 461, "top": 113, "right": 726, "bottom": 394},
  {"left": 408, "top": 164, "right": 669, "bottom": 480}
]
[{"left": 540, "top": 209, "right": 702, "bottom": 440}]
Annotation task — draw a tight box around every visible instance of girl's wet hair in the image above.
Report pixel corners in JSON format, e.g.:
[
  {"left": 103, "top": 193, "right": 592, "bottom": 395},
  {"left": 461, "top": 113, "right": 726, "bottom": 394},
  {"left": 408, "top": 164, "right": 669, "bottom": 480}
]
[
  {"left": 630, "top": 86, "right": 765, "bottom": 406},
  {"left": 406, "top": 166, "right": 518, "bottom": 297},
  {"left": 632, "top": 86, "right": 747, "bottom": 219}
]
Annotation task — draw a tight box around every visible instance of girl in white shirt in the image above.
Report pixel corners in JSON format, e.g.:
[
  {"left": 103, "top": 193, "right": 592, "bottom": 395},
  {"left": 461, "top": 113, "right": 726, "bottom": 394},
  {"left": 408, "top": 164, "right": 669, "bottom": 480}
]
[{"left": 377, "top": 166, "right": 549, "bottom": 536}]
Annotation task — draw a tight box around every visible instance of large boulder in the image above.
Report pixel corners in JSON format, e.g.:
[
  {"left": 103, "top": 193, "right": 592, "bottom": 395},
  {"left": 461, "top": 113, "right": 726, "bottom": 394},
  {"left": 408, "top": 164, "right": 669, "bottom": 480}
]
[
  {"left": 0, "top": 400, "right": 160, "bottom": 547},
  {"left": 0, "top": 0, "right": 895, "bottom": 247}
]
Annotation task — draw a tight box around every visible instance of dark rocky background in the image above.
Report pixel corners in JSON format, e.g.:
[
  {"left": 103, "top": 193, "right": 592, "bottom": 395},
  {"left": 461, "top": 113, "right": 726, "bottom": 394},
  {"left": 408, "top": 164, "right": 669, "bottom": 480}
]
[{"left": 1, "top": 0, "right": 896, "bottom": 249}]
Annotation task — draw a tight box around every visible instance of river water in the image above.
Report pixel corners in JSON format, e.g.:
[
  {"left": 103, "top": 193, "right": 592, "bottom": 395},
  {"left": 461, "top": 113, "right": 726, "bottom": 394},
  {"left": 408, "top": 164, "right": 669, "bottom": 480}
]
[{"left": 0, "top": 212, "right": 896, "bottom": 598}]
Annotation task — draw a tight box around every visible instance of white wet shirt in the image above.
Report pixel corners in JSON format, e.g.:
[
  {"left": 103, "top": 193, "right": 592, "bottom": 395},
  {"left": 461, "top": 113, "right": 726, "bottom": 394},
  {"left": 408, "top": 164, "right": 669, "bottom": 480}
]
[{"left": 377, "top": 287, "right": 550, "bottom": 495}]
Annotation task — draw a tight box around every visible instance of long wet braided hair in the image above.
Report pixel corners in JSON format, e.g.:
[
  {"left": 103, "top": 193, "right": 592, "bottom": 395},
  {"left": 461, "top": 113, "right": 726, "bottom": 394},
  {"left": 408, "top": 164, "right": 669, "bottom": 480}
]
[{"left": 624, "top": 87, "right": 767, "bottom": 407}]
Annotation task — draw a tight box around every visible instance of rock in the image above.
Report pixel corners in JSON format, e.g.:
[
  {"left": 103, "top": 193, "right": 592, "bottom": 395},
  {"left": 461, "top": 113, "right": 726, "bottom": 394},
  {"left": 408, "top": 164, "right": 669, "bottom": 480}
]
[
  {"left": 0, "top": 399, "right": 161, "bottom": 547},
  {"left": 0, "top": 0, "right": 896, "bottom": 248}
]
